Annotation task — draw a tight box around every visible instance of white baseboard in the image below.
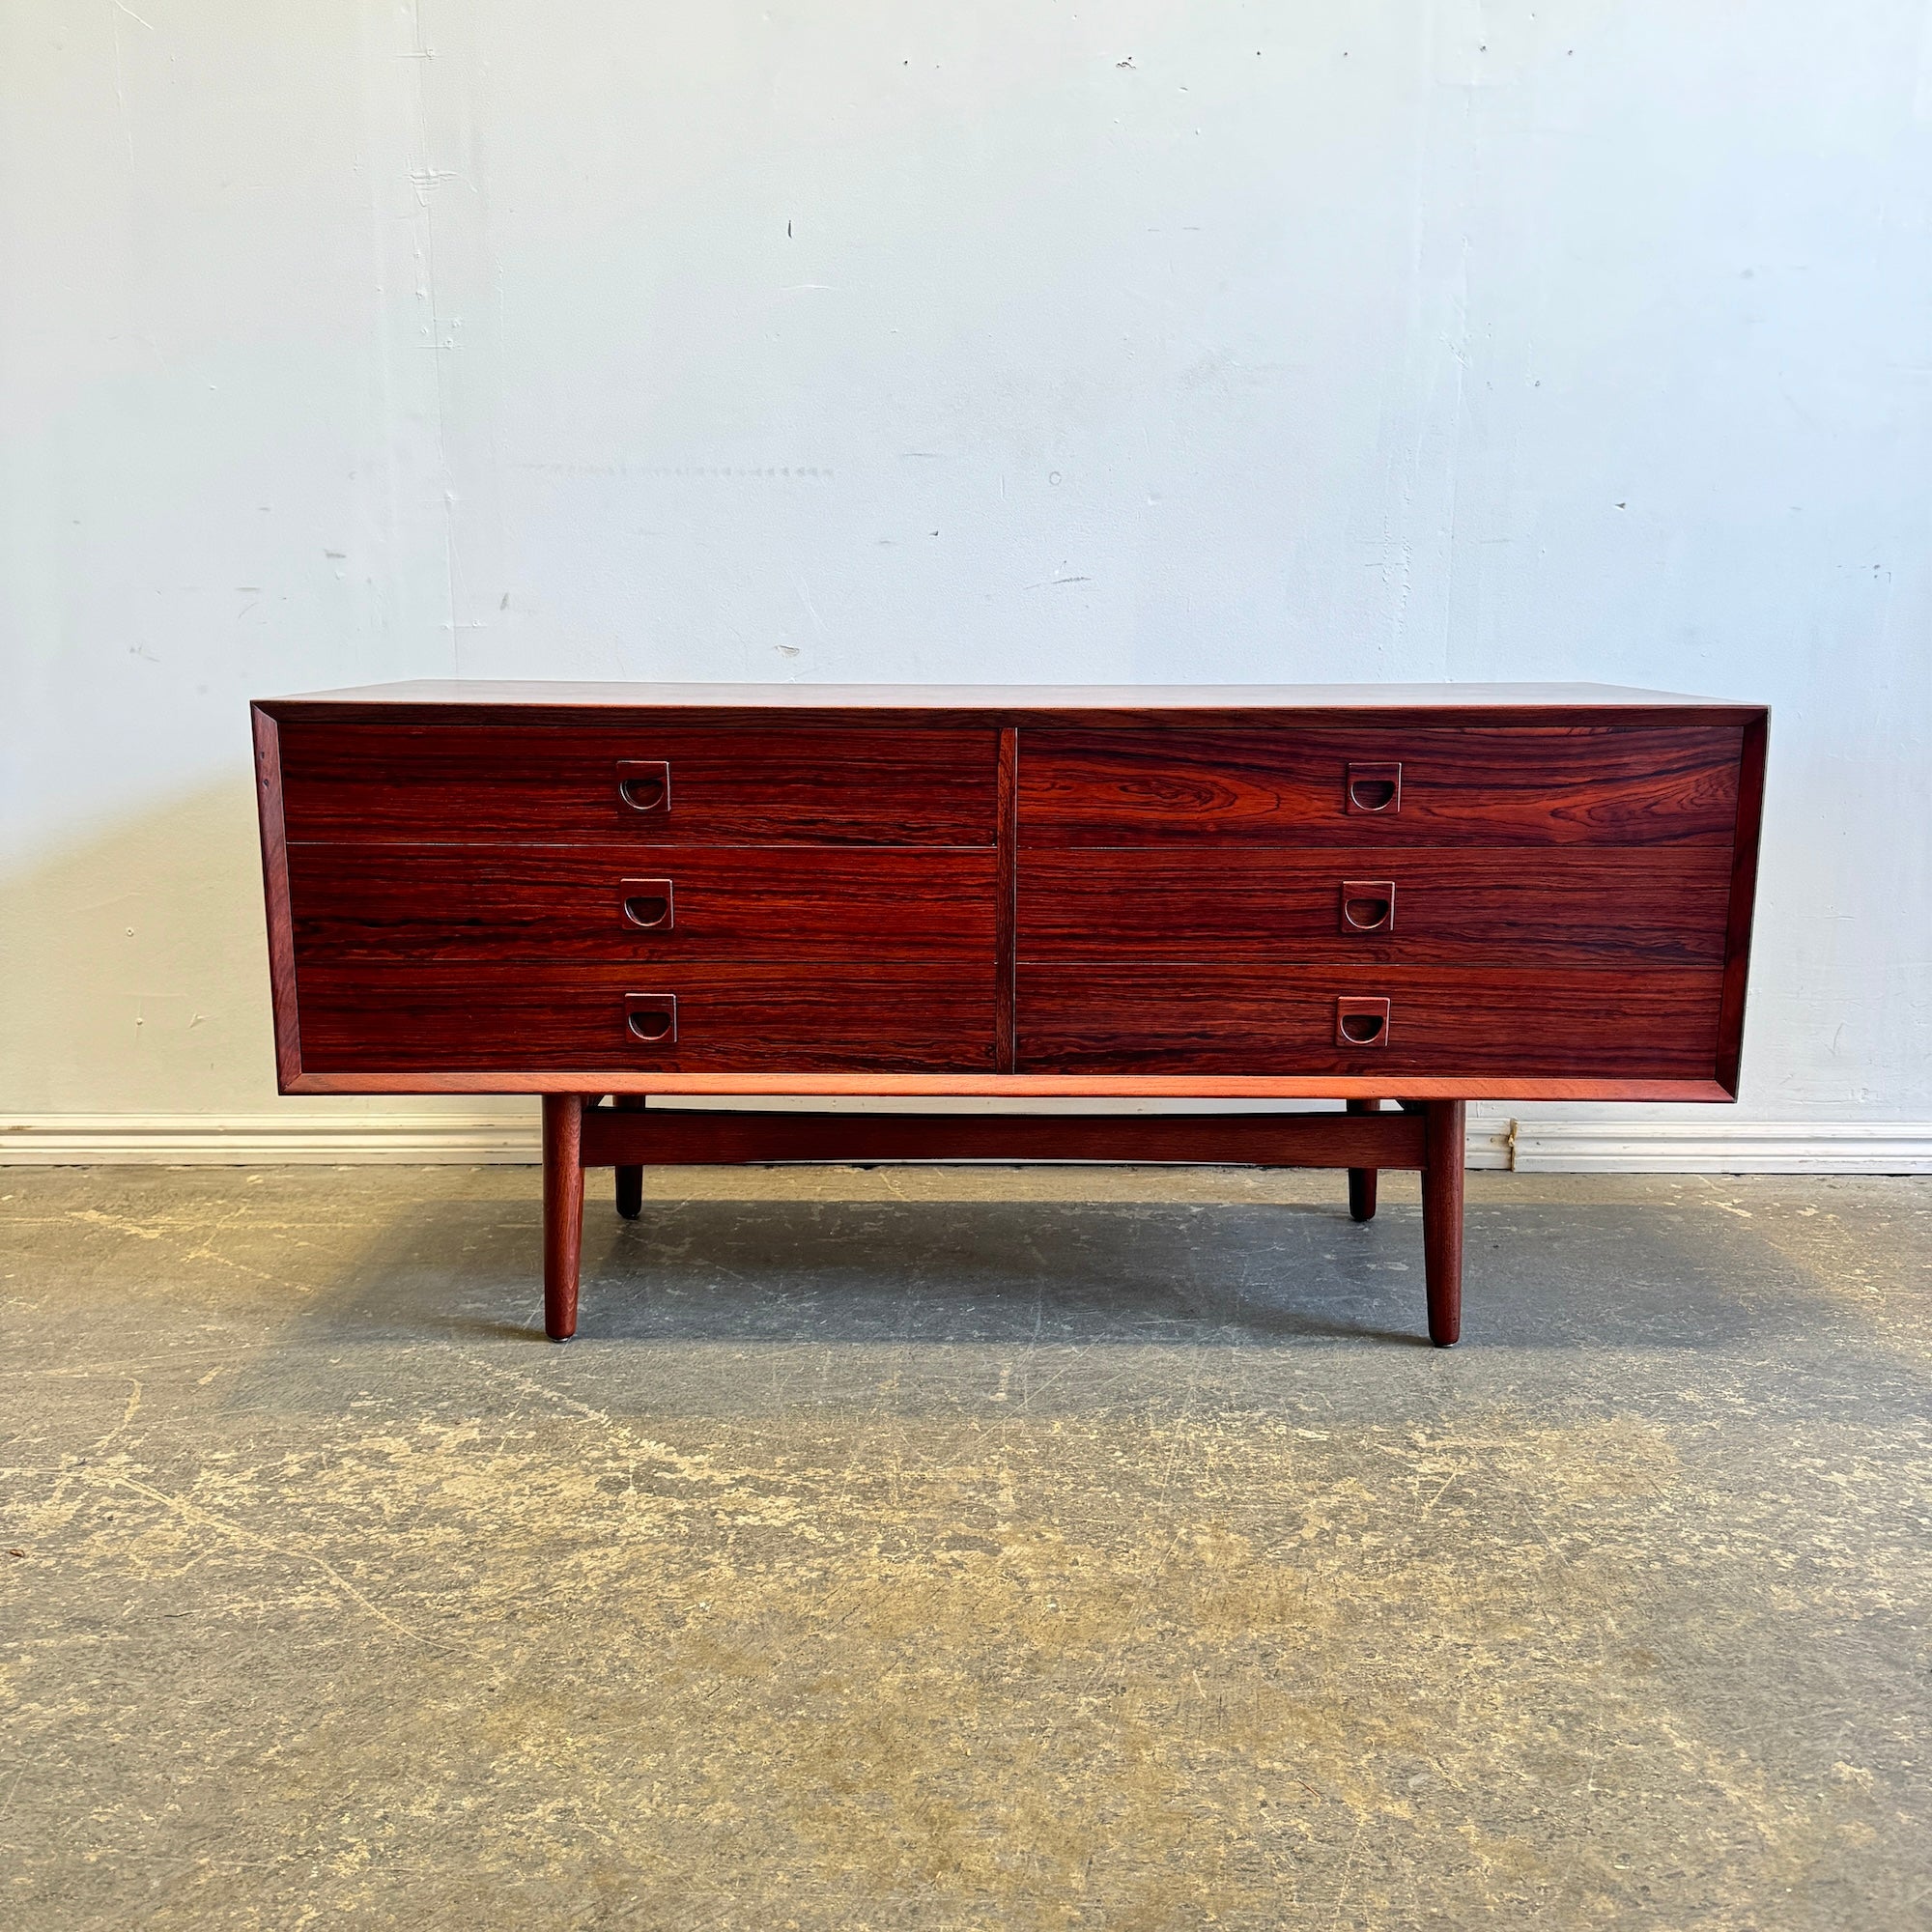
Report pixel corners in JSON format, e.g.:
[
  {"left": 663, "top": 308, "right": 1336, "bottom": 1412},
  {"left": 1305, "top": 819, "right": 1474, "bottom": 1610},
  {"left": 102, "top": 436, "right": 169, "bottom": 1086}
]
[
  {"left": 0, "top": 1111, "right": 1920, "bottom": 1174},
  {"left": 1507, "top": 1119, "right": 1932, "bottom": 1174},
  {"left": 0, "top": 1111, "right": 538, "bottom": 1165},
  {"left": 0, "top": 1102, "right": 1513, "bottom": 1168}
]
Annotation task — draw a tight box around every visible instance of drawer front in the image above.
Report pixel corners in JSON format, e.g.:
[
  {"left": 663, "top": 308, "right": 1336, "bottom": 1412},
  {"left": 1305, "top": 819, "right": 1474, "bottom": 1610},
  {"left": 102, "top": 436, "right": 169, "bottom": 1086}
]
[
  {"left": 278, "top": 721, "right": 998, "bottom": 846},
  {"left": 295, "top": 963, "right": 996, "bottom": 1074},
  {"left": 1019, "top": 847, "right": 1733, "bottom": 967},
  {"left": 1020, "top": 725, "right": 1743, "bottom": 845},
  {"left": 1017, "top": 964, "right": 1722, "bottom": 1078},
  {"left": 287, "top": 847, "right": 997, "bottom": 964}
]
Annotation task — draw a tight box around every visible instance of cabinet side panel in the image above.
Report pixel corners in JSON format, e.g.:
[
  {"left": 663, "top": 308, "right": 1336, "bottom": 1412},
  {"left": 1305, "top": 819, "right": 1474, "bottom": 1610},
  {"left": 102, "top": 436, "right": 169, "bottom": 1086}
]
[
  {"left": 996, "top": 726, "right": 1018, "bottom": 1071},
  {"left": 1715, "top": 712, "right": 1769, "bottom": 1097},
  {"left": 251, "top": 706, "right": 302, "bottom": 1091}
]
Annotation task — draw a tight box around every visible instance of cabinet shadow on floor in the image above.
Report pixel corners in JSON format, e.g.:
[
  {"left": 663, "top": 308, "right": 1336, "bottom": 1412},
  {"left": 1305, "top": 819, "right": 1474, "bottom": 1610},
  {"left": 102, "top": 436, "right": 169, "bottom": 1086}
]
[{"left": 314, "top": 1189, "right": 1802, "bottom": 1356}]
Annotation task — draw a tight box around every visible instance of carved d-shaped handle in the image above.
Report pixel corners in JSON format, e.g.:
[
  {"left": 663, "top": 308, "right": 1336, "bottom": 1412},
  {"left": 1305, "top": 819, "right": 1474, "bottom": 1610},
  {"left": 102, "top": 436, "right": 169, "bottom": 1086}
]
[
  {"left": 624, "top": 993, "right": 677, "bottom": 1043},
  {"left": 620, "top": 879, "right": 674, "bottom": 930},
  {"left": 616, "top": 760, "right": 670, "bottom": 813},
  {"left": 1346, "top": 761, "right": 1402, "bottom": 814},
  {"left": 1340, "top": 881, "right": 1396, "bottom": 933},
  {"left": 1335, "top": 997, "right": 1390, "bottom": 1047}
]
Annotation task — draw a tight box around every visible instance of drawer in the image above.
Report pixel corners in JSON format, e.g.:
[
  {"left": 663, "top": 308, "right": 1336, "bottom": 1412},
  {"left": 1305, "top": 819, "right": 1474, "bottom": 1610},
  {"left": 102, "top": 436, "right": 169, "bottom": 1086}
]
[
  {"left": 1019, "top": 725, "right": 1743, "bottom": 845},
  {"left": 287, "top": 847, "right": 997, "bottom": 964},
  {"left": 295, "top": 962, "right": 996, "bottom": 1074},
  {"left": 1017, "top": 963, "right": 1722, "bottom": 1078},
  {"left": 1019, "top": 847, "right": 1733, "bottom": 967},
  {"left": 278, "top": 720, "right": 998, "bottom": 846}
]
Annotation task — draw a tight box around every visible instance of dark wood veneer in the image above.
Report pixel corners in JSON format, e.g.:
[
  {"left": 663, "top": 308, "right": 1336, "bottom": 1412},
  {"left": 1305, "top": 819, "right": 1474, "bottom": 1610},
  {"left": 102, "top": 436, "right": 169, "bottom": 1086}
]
[
  {"left": 1017, "top": 964, "right": 1723, "bottom": 1076},
  {"left": 578, "top": 1102, "right": 1428, "bottom": 1172},
  {"left": 1346, "top": 1097, "right": 1383, "bottom": 1222},
  {"left": 542, "top": 1094, "right": 585, "bottom": 1342},
  {"left": 1021, "top": 724, "right": 1743, "bottom": 845},
  {"left": 1020, "top": 846, "right": 1733, "bottom": 966},
  {"left": 286, "top": 846, "right": 996, "bottom": 963},
  {"left": 1422, "top": 1099, "right": 1466, "bottom": 1345},
  {"left": 276, "top": 719, "right": 999, "bottom": 846},
  {"left": 290, "top": 1068, "right": 1733, "bottom": 1100},
  {"left": 252, "top": 681, "right": 1767, "bottom": 1347},
  {"left": 296, "top": 961, "right": 998, "bottom": 1074}
]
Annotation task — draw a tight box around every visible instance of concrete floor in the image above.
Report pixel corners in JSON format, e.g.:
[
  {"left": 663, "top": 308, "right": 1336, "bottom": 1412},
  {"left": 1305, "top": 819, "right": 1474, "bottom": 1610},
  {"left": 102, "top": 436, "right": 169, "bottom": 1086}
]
[{"left": 1, "top": 1164, "right": 1927, "bottom": 1931}]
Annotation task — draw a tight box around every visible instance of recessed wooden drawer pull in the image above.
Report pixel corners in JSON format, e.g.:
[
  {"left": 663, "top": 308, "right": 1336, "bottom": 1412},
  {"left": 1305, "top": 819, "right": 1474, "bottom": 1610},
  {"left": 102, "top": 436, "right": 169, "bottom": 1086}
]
[
  {"left": 623, "top": 993, "right": 677, "bottom": 1042},
  {"left": 615, "top": 760, "right": 670, "bottom": 813},
  {"left": 1340, "top": 881, "right": 1396, "bottom": 933},
  {"left": 620, "top": 879, "right": 674, "bottom": 930},
  {"left": 1346, "top": 761, "right": 1402, "bottom": 814},
  {"left": 1335, "top": 996, "right": 1391, "bottom": 1047}
]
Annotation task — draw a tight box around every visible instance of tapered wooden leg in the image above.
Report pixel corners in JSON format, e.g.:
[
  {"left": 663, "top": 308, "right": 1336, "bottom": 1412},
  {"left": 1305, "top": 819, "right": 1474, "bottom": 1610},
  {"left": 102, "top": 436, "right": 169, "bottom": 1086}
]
[
  {"left": 613, "top": 1094, "right": 647, "bottom": 1219},
  {"left": 1420, "top": 1099, "right": 1464, "bottom": 1347},
  {"left": 542, "top": 1094, "right": 585, "bottom": 1342},
  {"left": 1346, "top": 1097, "right": 1381, "bottom": 1221}
]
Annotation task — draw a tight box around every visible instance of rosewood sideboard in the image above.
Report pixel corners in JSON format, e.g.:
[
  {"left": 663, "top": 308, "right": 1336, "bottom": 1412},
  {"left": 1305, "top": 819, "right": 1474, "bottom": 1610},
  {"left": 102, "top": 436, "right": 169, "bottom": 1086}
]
[{"left": 251, "top": 682, "right": 1767, "bottom": 1347}]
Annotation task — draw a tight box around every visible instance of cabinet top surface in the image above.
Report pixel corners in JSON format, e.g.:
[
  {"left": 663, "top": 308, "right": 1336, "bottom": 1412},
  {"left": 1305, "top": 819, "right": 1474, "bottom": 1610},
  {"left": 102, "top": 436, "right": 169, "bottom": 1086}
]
[{"left": 260, "top": 679, "right": 1759, "bottom": 713}]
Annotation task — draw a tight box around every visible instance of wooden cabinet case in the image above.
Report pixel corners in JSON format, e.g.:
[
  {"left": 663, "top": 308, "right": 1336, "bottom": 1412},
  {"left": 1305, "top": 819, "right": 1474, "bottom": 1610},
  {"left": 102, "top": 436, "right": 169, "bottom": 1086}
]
[{"left": 253, "top": 681, "right": 1767, "bottom": 1346}]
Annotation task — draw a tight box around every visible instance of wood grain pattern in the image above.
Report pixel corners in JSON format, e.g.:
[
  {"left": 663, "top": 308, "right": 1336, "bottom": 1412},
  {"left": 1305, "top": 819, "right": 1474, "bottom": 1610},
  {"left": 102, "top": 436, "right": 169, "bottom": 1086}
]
[
  {"left": 249, "top": 706, "right": 302, "bottom": 1093},
  {"left": 578, "top": 1103, "right": 1428, "bottom": 1171},
  {"left": 276, "top": 720, "right": 1000, "bottom": 846},
  {"left": 285, "top": 846, "right": 997, "bottom": 963},
  {"left": 1019, "top": 846, "right": 1735, "bottom": 966},
  {"left": 1020, "top": 724, "right": 1744, "bottom": 845},
  {"left": 295, "top": 962, "right": 997, "bottom": 1074},
  {"left": 1017, "top": 963, "right": 1723, "bottom": 1077}
]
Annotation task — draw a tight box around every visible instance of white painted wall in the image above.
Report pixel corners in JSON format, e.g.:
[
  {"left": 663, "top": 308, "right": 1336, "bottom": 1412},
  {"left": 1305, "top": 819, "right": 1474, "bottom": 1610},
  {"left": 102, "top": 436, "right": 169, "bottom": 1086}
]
[{"left": 5, "top": 2, "right": 1929, "bottom": 1162}]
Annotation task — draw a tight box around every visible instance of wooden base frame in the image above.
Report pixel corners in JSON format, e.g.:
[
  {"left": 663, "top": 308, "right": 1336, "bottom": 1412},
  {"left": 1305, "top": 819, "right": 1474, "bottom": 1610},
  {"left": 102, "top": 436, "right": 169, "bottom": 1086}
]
[{"left": 540, "top": 1096, "right": 1466, "bottom": 1349}]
